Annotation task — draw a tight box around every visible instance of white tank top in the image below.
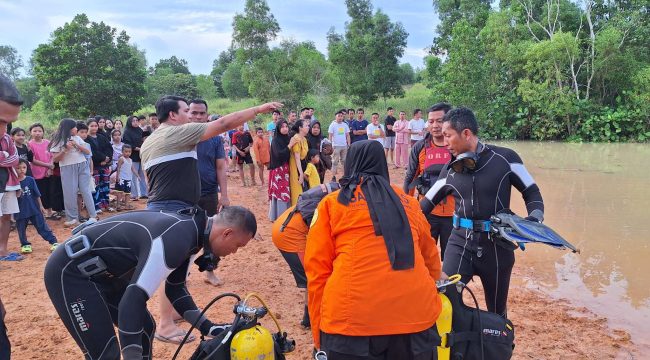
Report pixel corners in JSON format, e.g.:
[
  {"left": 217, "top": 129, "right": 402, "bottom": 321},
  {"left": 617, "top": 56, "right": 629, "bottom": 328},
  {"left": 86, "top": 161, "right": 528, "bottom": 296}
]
[{"left": 119, "top": 157, "right": 133, "bottom": 181}]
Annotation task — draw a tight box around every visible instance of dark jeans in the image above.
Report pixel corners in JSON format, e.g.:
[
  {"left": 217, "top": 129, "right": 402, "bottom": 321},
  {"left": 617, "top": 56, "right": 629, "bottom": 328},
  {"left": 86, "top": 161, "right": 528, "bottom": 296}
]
[
  {"left": 425, "top": 214, "right": 452, "bottom": 261},
  {"left": 146, "top": 200, "right": 193, "bottom": 212},
  {"left": 16, "top": 215, "right": 57, "bottom": 246}
]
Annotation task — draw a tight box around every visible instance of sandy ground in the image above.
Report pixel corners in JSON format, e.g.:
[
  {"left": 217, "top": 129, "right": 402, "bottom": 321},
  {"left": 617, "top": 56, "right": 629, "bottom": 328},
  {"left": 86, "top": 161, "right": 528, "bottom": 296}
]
[{"left": 0, "top": 167, "right": 636, "bottom": 359}]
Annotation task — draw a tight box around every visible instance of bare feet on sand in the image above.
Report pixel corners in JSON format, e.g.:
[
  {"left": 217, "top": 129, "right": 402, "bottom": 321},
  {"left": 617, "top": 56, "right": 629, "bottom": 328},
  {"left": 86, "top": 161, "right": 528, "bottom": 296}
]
[{"left": 204, "top": 271, "right": 224, "bottom": 286}]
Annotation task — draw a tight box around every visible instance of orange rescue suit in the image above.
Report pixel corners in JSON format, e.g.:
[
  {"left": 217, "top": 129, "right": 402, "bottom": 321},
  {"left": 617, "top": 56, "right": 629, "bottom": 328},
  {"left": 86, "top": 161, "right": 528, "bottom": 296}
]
[
  {"left": 272, "top": 206, "right": 309, "bottom": 253},
  {"left": 305, "top": 185, "right": 442, "bottom": 349}
]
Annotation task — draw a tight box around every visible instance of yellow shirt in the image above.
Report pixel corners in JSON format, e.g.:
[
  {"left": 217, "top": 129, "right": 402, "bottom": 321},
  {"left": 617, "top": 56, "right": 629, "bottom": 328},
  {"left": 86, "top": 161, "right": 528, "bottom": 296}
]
[{"left": 304, "top": 163, "right": 321, "bottom": 189}]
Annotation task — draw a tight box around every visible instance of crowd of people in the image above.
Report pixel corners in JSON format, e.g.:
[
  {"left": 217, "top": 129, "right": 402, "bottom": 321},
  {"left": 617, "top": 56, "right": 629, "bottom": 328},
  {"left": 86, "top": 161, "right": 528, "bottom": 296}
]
[{"left": 0, "top": 71, "right": 546, "bottom": 360}]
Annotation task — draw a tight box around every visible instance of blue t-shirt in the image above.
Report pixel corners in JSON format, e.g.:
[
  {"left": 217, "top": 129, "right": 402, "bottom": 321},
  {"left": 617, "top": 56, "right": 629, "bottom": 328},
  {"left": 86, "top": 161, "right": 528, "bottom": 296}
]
[
  {"left": 197, "top": 136, "right": 225, "bottom": 195},
  {"left": 350, "top": 119, "right": 369, "bottom": 143},
  {"left": 16, "top": 176, "right": 42, "bottom": 220}
]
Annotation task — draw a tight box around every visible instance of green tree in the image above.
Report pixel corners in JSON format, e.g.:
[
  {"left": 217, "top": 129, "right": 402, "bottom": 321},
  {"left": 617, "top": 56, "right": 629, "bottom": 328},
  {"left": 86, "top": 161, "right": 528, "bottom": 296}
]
[
  {"left": 222, "top": 61, "right": 249, "bottom": 99},
  {"left": 231, "top": 0, "right": 280, "bottom": 63},
  {"left": 210, "top": 47, "right": 236, "bottom": 97},
  {"left": 398, "top": 63, "right": 416, "bottom": 85},
  {"left": 0, "top": 45, "right": 23, "bottom": 80},
  {"left": 195, "top": 74, "right": 218, "bottom": 100},
  {"left": 243, "top": 40, "right": 332, "bottom": 110},
  {"left": 422, "top": 55, "right": 442, "bottom": 89},
  {"left": 152, "top": 55, "right": 190, "bottom": 75},
  {"left": 145, "top": 73, "right": 198, "bottom": 104},
  {"left": 328, "top": 0, "right": 408, "bottom": 106},
  {"left": 32, "top": 14, "right": 146, "bottom": 117},
  {"left": 431, "top": 0, "right": 491, "bottom": 53},
  {"left": 14, "top": 77, "right": 39, "bottom": 109}
]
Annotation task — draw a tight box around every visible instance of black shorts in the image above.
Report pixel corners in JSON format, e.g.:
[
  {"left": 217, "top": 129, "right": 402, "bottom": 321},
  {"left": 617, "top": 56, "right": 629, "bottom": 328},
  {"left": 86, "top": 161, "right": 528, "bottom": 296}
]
[
  {"left": 115, "top": 180, "right": 131, "bottom": 193},
  {"left": 279, "top": 250, "right": 307, "bottom": 288},
  {"left": 237, "top": 153, "right": 253, "bottom": 165}
]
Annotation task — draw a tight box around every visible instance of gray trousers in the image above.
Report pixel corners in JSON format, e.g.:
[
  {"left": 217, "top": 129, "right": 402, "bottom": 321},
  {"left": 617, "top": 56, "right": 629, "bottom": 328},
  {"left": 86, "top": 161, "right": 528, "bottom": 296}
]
[
  {"left": 332, "top": 146, "right": 348, "bottom": 172},
  {"left": 60, "top": 162, "right": 97, "bottom": 220}
]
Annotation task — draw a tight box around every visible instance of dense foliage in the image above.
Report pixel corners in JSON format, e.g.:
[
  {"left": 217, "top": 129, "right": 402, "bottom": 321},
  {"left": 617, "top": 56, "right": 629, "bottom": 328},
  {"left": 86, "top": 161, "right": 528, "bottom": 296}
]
[{"left": 2, "top": 0, "right": 648, "bottom": 141}]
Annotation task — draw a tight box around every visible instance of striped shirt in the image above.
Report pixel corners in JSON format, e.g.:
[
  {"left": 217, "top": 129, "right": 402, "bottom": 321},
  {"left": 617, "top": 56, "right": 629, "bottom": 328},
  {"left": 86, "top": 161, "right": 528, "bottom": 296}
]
[{"left": 140, "top": 122, "right": 208, "bottom": 204}]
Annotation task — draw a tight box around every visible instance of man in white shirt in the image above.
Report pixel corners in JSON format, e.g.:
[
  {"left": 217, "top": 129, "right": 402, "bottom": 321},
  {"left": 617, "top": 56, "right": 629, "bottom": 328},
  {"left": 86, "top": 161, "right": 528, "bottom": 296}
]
[
  {"left": 366, "top": 112, "right": 385, "bottom": 146},
  {"left": 408, "top": 108, "right": 426, "bottom": 146},
  {"left": 328, "top": 110, "right": 350, "bottom": 178}
]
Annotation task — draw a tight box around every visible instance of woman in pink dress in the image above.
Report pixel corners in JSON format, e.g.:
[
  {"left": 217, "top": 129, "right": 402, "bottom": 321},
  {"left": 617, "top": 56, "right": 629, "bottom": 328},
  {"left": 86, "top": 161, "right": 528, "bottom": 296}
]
[{"left": 392, "top": 110, "right": 411, "bottom": 168}]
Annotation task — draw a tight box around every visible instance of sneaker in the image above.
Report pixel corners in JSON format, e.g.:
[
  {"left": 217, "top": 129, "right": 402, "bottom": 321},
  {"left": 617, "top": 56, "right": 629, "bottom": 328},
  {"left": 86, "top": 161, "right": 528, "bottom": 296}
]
[
  {"left": 20, "top": 245, "right": 33, "bottom": 254},
  {"left": 86, "top": 218, "right": 98, "bottom": 225},
  {"left": 64, "top": 219, "right": 79, "bottom": 227},
  {"left": 96, "top": 209, "right": 103, "bottom": 214},
  {"left": 0, "top": 253, "right": 24, "bottom": 261},
  {"left": 50, "top": 243, "right": 59, "bottom": 252}
]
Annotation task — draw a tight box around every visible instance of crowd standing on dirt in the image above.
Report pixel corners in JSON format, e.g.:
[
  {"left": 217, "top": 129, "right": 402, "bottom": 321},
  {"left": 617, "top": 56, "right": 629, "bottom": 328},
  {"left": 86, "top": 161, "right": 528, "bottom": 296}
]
[{"left": 0, "top": 71, "right": 545, "bottom": 359}]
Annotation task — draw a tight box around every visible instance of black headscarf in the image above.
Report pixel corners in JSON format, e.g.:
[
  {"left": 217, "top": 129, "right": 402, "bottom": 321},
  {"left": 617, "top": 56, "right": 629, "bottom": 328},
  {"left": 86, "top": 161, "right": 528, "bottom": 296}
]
[
  {"left": 122, "top": 116, "right": 144, "bottom": 162},
  {"left": 307, "top": 121, "right": 324, "bottom": 151},
  {"left": 269, "top": 119, "right": 291, "bottom": 170},
  {"left": 338, "top": 140, "right": 414, "bottom": 270}
]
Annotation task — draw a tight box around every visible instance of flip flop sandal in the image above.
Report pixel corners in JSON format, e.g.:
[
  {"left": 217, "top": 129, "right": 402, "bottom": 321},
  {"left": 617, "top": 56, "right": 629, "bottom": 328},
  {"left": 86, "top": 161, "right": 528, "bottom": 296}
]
[
  {"left": 154, "top": 330, "right": 195, "bottom": 344},
  {"left": 0, "top": 253, "right": 25, "bottom": 261}
]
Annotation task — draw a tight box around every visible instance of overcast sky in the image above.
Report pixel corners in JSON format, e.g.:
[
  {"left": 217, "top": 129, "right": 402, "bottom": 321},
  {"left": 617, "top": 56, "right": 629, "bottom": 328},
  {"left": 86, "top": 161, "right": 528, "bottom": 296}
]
[{"left": 0, "top": 0, "right": 439, "bottom": 75}]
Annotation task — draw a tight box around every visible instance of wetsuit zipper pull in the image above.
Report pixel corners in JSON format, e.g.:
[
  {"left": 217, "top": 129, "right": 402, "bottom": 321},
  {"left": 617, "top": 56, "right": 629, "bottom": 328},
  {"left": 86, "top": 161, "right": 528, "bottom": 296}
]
[{"left": 477, "top": 246, "right": 483, "bottom": 258}]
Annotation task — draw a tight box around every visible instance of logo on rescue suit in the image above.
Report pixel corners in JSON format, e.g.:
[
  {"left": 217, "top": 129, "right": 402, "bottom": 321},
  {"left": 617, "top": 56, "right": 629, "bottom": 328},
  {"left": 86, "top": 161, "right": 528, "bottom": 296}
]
[
  {"left": 349, "top": 192, "right": 411, "bottom": 206},
  {"left": 70, "top": 299, "right": 89, "bottom": 332}
]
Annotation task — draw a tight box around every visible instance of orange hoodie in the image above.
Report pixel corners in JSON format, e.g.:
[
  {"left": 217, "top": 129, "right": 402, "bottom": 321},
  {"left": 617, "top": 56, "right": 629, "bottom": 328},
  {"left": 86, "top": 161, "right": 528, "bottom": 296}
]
[{"left": 305, "top": 185, "right": 442, "bottom": 349}]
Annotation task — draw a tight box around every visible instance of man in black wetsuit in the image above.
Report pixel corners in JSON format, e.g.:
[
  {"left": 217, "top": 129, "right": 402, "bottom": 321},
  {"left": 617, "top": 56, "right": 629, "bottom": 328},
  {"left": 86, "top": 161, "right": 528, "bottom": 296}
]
[
  {"left": 44, "top": 206, "right": 257, "bottom": 360},
  {"left": 421, "top": 107, "right": 544, "bottom": 317}
]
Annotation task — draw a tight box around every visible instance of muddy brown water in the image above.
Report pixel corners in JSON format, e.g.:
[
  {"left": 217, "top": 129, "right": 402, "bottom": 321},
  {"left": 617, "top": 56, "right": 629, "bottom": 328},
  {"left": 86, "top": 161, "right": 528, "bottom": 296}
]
[{"left": 497, "top": 141, "right": 650, "bottom": 353}]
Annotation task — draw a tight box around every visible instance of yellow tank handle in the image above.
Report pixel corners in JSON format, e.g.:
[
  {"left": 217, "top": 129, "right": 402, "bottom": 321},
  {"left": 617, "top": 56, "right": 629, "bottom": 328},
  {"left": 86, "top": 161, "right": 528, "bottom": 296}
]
[{"left": 436, "top": 293, "right": 453, "bottom": 360}]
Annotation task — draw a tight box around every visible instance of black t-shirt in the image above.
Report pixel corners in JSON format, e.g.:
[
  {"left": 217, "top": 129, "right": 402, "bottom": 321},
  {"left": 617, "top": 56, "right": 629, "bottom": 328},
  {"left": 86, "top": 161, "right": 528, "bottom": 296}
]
[
  {"left": 16, "top": 144, "right": 33, "bottom": 177},
  {"left": 384, "top": 116, "right": 397, "bottom": 137},
  {"left": 234, "top": 131, "right": 253, "bottom": 150}
]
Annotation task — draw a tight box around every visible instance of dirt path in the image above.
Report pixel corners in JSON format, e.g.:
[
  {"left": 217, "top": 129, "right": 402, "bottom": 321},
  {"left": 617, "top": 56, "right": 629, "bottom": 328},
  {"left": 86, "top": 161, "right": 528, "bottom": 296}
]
[{"left": 0, "top": 168, "right": 635, "bottom": 359}]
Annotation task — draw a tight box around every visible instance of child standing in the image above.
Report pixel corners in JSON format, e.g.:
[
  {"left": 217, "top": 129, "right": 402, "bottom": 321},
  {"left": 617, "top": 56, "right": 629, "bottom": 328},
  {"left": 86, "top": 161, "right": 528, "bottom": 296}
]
[
  {"left": 252, "top": 127, "right": 270, "bottom": 186},
  {"left": 233, "top": 125, "right": 256, "bottom": 186},
  {"left": 115, "top": 144, "right": 138, "bottom": 211},
  {"left": 15, "top": 159, "right": 58, "bottom": 253},
  {"left": 110, "top": 129, "right": 123, "bottom": 171},
  {"left": 11, "top": 127, "right": 33, "bottom": 177},
  {"left": 28, "top": 123, "right": 58, "bottom": 219},
  {"left": 304, "top": 149, "right": 322, "bottom": 190},
  {"left": 48, "top": 119, "right": 97, "bottom": 227}
]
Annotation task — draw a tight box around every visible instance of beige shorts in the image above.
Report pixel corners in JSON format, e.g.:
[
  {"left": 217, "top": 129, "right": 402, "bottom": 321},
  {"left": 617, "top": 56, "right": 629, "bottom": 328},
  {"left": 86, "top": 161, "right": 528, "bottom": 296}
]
[{"left": 0, "top": 191, "right": 20, "bottom": 216}]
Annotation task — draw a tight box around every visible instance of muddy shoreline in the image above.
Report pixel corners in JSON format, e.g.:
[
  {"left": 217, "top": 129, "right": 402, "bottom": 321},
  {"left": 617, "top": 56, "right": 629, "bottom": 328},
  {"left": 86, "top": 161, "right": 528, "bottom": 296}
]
[{"left": 0, "top": 168, "right": 636, "bottom": 359}]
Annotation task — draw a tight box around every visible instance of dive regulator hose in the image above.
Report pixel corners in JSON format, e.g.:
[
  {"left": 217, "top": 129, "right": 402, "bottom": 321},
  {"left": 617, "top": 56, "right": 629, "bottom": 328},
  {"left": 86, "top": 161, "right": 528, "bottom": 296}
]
[{"left": 172, "top": 292, "right": 241, "bottom": 360}]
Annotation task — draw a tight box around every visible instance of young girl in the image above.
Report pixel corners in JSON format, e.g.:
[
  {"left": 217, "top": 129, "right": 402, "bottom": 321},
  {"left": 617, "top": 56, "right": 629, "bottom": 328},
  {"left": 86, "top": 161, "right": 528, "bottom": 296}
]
[
  {"left": 253, "top": 127, "right": 271, "bottom": 186},
  {"left": 48, "top": 119, "right": 97, "bottom": 227},
  {"left": 115, "top": 145, "right": 139, "bottom": 211},
  {"left": 11, "top": 127, "right": 33, "bottom": 177},
  {"left": 86, "top": 119, "right": 113, "bottom": 211},
  {"left": 113, "top": 119, "right": 123, "bottom": 131},
  {"left": 105, "top": 119, "right": 114, "bottom": 131},
  {"left": 304, "top": 149, "right": 321, "bottom": 190},
  {"left": 29, "top": 123, "right": 59, "bottom": 219},
  {"left": 111, "top": 129, "right": 123, "bottom": 171}
]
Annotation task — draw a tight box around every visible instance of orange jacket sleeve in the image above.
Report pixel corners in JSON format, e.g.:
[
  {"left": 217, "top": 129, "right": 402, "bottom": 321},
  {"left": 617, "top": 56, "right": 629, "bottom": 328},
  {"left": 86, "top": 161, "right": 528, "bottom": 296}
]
[
  {"left": 415, "top": 209, "right": 442, "bottom": 280},
  {"left": 304, "top": 199, "right": 335, "bottom": 349}
]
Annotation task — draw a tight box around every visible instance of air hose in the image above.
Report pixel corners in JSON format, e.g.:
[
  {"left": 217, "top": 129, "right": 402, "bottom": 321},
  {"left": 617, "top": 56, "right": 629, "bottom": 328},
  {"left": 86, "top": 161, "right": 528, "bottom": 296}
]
[{"left": 172, "top": 292, "right": 241, "bottom": 360}]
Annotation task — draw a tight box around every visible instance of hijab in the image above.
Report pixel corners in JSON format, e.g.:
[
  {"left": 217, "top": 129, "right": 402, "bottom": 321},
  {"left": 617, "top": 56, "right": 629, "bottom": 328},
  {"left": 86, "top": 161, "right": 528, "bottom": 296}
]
[
  {"left": 269, "top": 119, "right": 291, "bottom": 170},
  {"left": 307, "top": 121, "right": 324, "bottom": 151},
  {"left": 338, "top": 140, "right": 414, "bottom": 270}
]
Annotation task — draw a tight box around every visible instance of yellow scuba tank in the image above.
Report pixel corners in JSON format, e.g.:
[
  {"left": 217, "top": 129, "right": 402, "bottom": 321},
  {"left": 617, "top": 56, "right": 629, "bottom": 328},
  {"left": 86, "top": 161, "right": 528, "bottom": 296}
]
[
  {"left": 436, "top": 292, "right": 453, "bottom": 360},
  {"left": 436, "top": 274, "right": 461, "bottom": 360},
  {"left": 230, "top": 325, "right": 275, "bottom": 360}
]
